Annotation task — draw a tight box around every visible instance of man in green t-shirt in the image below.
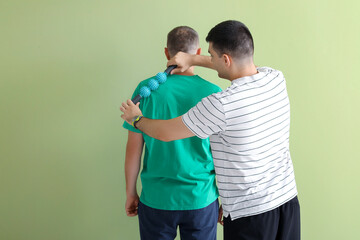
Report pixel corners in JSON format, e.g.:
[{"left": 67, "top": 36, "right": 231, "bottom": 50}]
[{"left": 123, "top": 26, "right": 221, "bottom": 239}]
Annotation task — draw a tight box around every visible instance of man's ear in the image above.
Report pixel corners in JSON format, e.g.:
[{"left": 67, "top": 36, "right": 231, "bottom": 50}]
[
  {"left": 223, "top": 54, "right": 231, "bottom": 67},
  {"left": 196, "top": 48, "right": 201, "bottom": 55},
  {"left": 165, "top": 48, "right": 170, "bottom": 60}
]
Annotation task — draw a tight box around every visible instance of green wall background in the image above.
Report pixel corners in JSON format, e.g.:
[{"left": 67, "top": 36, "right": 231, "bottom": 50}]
[{"left": 1, "top": 0, "right": 359, "bottom": 239}]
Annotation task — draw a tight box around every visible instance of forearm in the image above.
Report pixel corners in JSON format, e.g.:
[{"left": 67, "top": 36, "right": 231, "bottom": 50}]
[
  {"left": 192, "top": 55, "right": 214, "bottom": 70},
  {"left": 135, "top": 116, "right": 194, "bottom": 142},
  {"left": 135, "top": 119, "right": 170, "bottom": 142},
  {"left": 125, "top": 132, "right": 144, "bottom": 196},
  {"left": 125, "top": 155, "right": 140, "bottom": 196},
  {"left": 120, "top": 101, "right": 195, "bottom": 141}
]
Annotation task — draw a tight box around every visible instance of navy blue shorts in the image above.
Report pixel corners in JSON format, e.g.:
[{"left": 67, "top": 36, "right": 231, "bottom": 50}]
[
  {"left": 138, "top": 199, "right": 219, "bottom": 240},
  {"left": 223, "top": 196, "right": 301, "bottom": 240}
]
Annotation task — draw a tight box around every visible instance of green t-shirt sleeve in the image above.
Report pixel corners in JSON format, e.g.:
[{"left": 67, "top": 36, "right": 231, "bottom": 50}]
[
  {"left": 214, "top": 85, "right": 222, "bottom": 93},
  {"left": 123, "top": 121, "right": 142, "bottom": 133},
  {"left": 122, "top": 84, "right": 143, "bottom": 134},
  {"left": 204, "top": 77, "right": 222, "bottom": 94}
]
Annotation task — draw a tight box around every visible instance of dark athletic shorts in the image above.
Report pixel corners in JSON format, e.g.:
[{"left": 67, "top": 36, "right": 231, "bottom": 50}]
[{"left": 224, "top": 196, "right": 300, "bottom": 240}]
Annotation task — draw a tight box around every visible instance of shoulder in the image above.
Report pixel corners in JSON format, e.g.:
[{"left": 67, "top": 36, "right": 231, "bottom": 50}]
[
  {"left": 258, "top": 66, "right": 284, "bottom": 79},
  {"left": 193, "top": 75, "right": 222, "bottom": 92},
  {"left": 136, "top": 76, "right": 156, "bottom": 88},
  {"left": 210, "top": 85, "right": 236, "bottom": 105},
  {"left": 131, "top": 76, "right": 156, "bottom": 95},
  {"left": 200, "top": 92, "right": 226, "bottom": 111}
]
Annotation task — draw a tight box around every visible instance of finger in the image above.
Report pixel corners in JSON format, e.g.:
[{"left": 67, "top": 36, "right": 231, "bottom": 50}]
[
  {"left": 170, "top": 68, "right": 177, "bottom": 75},
  {"left": 218, "top": 215, "right": 223, "bottom": 225},
  {"left": 167, "top": 59, "right": 176, "bottom": 67},
  {"left": 136, "top": 102, "right": 140, "bottom": 107},
  {"left": 218, "top": 214, "right": 223, "bottom": 225},
  {"left": 121, "top": 114, "right": 131, "bottom": 124},
  {"left": 127, "top": 99, "right": 134, "bottom": 106},
  {"left": 126, "top": 207, "right": 138, "bottom": 216},
  {"left": 125, "top": 209, "right": 131, "bottom": 216},
  {"left": 121, "top": 102, "right": 128, "bottom": 109},
  {"left": 170, "top": 68, "right": 182, "bottom": 74},
  {"left": 120, "top": 106, "right": 125, "bottom": 112},
  {"left": 167, "top": 60, "right": 181, "bottom": 74},
  {"left": 127, "top": 212, "right": 138, "bottom": 217},
  {"left": 218, "top": 213, "right": 224, "bottom": 226},
  {"left": 218, "top": 205, "right": 223, "bottom": 224},
  {"left": 126, "top": 211, "right": 137, "bottom": 217}
]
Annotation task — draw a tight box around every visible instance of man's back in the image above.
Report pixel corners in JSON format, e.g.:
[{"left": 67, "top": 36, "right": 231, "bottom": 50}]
[
  {"left": 123, "top": 74, "right": 221, "bottom": 210},
  {"left": 182, "top": 67, "right": 297, "bottom": 219}
]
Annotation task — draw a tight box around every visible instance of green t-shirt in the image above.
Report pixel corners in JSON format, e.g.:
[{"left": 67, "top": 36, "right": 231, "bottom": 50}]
[{"left": 123, "top": 74, "right": 221, "bottom": 210}]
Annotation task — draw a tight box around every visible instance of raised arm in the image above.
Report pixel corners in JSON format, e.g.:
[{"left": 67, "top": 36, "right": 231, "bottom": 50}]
[
  {"left": 167, "top": 52, "right": 214, "bottom": 74},
  {"left": 120, "top": 100, "right": 195, "bottom": 142}
]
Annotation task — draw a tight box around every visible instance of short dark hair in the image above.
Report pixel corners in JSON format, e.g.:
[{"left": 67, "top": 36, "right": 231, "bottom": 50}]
[
  {"left": 167, "top": 26, "right": 199, "bottom": 57},
  {"left": 206, "top": 20, "right": 254, "bottom": 59}
]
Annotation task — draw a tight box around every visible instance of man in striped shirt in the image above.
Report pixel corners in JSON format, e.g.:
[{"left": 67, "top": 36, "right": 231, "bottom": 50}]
[{"left": 121, "top": 20, "right": 300, "bottom": 240}]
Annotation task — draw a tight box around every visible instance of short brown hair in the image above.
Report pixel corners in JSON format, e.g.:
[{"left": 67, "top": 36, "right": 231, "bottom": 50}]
[{"left": 167, "top": 26, "right": 199, "bottom": 57}]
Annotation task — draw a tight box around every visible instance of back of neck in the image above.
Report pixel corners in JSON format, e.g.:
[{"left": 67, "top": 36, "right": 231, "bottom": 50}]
[
  {"left": 174, "top": 67, "right": 195, "bottom": 76},
  {"left": 230, "top": 63, "right": 258, "bottom": 80}
]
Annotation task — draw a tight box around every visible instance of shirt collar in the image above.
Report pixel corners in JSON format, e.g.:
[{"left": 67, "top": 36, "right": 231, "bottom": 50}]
[{"left": 230, "top": 67, "right": 266, "bottom": 86}]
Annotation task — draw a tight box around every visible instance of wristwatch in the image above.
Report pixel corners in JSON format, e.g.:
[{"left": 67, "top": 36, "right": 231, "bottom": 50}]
[{"left": 132, "top": 115, "right": 143, "bottom": 129}]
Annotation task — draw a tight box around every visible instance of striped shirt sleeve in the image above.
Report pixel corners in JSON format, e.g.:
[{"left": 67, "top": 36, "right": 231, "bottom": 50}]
[{"left": 182, "top": 94, "right": 226, "bottom": 139}]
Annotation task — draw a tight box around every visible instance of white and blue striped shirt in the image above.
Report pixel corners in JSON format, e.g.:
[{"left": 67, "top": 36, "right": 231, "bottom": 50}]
[{"left": 182, "top": 67, "right": 298, "bottom": 220}]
